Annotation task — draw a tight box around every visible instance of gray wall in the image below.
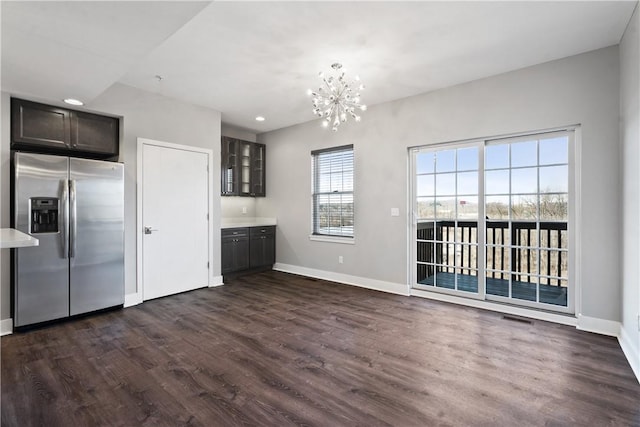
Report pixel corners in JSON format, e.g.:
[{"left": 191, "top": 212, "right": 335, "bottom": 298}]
[
  {"left": 257, "top": 46, "right": 621, "bottom": 322},
  {"left": 221, "top": 196, "right": 257, "bottom": 219},
  {"left": 90, "top": 83, "right": 222, "bottom": 295},
  {"left": 221, "top": 124, "right": 256, "bottom": 143},
  {"left": 620, "top": 4, "right": 640, "bottom": 368},
  {"left": 0, "top": 83, "right": 222, "bottom": 317}
]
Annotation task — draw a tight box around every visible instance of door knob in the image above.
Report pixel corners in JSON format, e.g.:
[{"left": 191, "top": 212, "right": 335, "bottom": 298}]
[{"left": 144, "top": 226, "right": 158, "bottom": 235}]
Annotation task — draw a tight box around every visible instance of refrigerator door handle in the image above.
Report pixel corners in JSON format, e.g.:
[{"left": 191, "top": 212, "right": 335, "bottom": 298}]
[
  {"left": 62, "top": 179, "right": 69, "bottom": 259},
  {"left": 69, "top": 179, "right": 77, "bottom": 258}
]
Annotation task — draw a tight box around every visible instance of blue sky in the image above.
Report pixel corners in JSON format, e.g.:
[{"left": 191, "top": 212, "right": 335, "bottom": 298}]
[{"left": 416, "top": 136, "right": 569, "bottom": 198}]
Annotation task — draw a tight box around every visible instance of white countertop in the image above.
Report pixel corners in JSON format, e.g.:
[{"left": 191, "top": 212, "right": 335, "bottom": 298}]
[
  {"left": 0, "top": 228, "right": 39, "bottom": 249},
  {"left": 221, "top": 217, "right": 277, "bottom": 229}
]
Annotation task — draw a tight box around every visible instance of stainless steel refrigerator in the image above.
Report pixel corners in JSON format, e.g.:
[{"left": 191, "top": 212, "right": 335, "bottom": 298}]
[{"left": 12, "top": 152, "right": 124, "bottom": 328}]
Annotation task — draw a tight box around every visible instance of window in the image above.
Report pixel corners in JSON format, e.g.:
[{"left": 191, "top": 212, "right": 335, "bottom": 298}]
[{"left": 311, "top": 145, "right": 354, "bottom": 238}]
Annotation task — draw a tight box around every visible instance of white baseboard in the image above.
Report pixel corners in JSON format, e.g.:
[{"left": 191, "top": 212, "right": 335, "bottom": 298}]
[
  {"left": 209, "top": 275, "right": 224, "bottom": 287},
  {"left": 411, "top": 288, "right": 578, "bottom": 327},
  {"left": 125, "top": 278, "right": 224, "bottom": 307},
  {"left": 273, "top": 263, "right": 410, "bottom": 296},
  {"left": 0, "top": 318, "right": 12, "bottom": 336},
  {"left": 124, "top": 292, "right": 143, "bottom": 308},
  {"left": 619, "top": 326, "right": 640, "bottom": 383},
  {"left": 576, "top": 314, "right": 620, "bottom": 337}
]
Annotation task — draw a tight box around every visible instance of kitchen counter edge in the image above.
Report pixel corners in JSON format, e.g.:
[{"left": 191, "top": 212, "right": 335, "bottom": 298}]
[
  {"left": 221, "top": 218, "right": 277, "bottom": 229},
  {"left": 0, "top": 228, "right": 40, "bottom": 249}
]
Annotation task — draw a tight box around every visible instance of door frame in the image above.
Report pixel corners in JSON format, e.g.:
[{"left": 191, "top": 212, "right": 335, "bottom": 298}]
[{"left": 136, "top": 137, "right": 214, "bottom": 301}]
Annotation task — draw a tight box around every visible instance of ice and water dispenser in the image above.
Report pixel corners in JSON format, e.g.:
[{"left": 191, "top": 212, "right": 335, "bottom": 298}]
[{"left": 30, "top": 197, "right": 59, "bottom": 233}]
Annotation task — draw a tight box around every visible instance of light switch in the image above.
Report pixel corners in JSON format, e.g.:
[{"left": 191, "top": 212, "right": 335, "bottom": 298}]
[{"left": 391, "top": 208, "right": 400, "bottom": 217}]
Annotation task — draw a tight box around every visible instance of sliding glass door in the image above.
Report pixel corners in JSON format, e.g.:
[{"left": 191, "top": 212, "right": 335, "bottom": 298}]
[
  {"left": 415, "top": 143, "right": 483, "bottom": 296},
  {"left": 411, "top": 129, "right": 574, "bottom": 313}
]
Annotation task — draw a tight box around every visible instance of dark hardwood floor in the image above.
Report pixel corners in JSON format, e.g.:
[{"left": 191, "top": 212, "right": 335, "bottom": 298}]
[{"left": 2, "top": 271, "right": 639, "bottom": 426}]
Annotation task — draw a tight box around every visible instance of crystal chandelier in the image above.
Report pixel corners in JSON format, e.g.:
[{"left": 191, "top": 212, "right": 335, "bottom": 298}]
[{"left": 308, "top": 63, "right": 367, "bottom": 131}]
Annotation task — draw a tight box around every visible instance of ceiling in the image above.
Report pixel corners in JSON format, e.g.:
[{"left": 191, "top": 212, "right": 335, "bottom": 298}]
[{"left": 2, "top": 1, "right": 637, "bottom": 134}]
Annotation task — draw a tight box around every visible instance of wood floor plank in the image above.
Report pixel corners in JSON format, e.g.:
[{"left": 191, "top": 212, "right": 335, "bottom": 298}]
[{"left": 2, "top": 270, "right": 639, "bottom": 426}]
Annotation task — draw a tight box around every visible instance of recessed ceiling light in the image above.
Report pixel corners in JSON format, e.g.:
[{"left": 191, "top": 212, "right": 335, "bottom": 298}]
[
  {"left": 255, "top": 116, "right": 265, "bottom": 122},
  {"left": 63, "top": 98, "right": 84, "bottom": 106}
]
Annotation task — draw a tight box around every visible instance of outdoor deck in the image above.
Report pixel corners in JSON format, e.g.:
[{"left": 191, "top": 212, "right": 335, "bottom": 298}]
[
  {"left": 417, "top": 220, "right": 568, "bottom": 307},
  {"left": 419, "top": 271, "right": 567, "bottom": 306}
]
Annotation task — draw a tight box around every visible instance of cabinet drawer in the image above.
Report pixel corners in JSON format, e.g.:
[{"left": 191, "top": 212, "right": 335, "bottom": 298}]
[
  {"left": 250, "top": 226, "right": 275, "bottom": 237},
  {"left": 222, "top": 227, "right": 249, "bottom": 238}
]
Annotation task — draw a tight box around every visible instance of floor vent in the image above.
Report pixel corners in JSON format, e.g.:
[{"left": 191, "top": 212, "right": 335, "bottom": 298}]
[{"left": 502, "top": 315, "right": 533, "bottom": 324}]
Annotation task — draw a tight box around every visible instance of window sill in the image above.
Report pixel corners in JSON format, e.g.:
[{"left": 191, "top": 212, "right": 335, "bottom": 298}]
[{"left": 309, "top": 235, "right": 355, "bottom": 245}]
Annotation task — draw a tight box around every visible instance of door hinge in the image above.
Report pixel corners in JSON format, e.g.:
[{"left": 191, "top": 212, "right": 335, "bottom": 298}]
[
  {"left": 207, "top": 261, "right": 210, "bottom": 269},
  {"left": 207, "top": 213, "right": 209, "bottom": 220}
]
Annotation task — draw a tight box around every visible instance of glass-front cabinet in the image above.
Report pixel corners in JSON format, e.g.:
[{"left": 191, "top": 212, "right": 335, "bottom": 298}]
[
  {"left": 251, "top": 143, "right": 265, "bottom": 196},
  {"left": 221, "top": 136, "right": 237, "bottom": 195},
  {"left": 221, "top": 136, "right": 265, "bottom": 197}
]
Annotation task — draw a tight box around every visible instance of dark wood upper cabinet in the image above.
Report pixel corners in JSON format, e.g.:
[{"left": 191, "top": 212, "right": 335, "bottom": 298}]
[
  {"left": 11, "top": 98, "right": 119, "bottom": 159},
  {"left": 11, "top": 98, "right": 71, "bottom": 149},
  {"left": 221, "top": 136, "right": 265, "bottom": 197},
  {"left": 251, "top": 143, "right": 266, "bottom": 197},
  {"left": 71, "top": 111, "right": 119, "bottom": 155},
  {"left": 221, "top": 137, "right": 238, "bottom": 195},
  {"left": 237, "top": 140, "right": 252, "bottom": 196}
]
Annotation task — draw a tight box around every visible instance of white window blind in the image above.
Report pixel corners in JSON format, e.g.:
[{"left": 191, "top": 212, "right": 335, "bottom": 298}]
[{"left": 312, "top": 145, "right": 354, "bottom": 238}]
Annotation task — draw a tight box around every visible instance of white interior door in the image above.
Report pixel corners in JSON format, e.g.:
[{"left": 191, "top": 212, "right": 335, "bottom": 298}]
[{"left": 141, "top": 140, "right": 209, "bottom": 300}]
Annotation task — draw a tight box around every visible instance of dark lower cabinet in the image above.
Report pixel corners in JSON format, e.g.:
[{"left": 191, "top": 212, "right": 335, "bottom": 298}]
[
  {"left": 222, "top": 226, "right": 275, "bottom": 276},
  {"left": 249, "top": 226, "right": 275, "bottom": 268},
  {"left": 221, "top": 228, "right": 250, "bottom": 274}
]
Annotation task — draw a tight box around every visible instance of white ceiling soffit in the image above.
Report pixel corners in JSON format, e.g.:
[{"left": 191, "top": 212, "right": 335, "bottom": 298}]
[
  {"left": 120, "top": 1, "right": 636, "bottom": 133},
  {"left": 1, "top": 1, "right": 210, "bottom": 105}
]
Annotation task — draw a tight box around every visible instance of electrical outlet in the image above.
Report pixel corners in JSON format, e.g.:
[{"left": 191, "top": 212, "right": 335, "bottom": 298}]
[
  {"left": 391, "top": 208, "right": 400, "bottom": 217},
  {"left": 242, "top": 206, "right": 247, "bottom": 215},
  {"left": 338, "top": 255, "right": 343, "bottom": 264}
]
